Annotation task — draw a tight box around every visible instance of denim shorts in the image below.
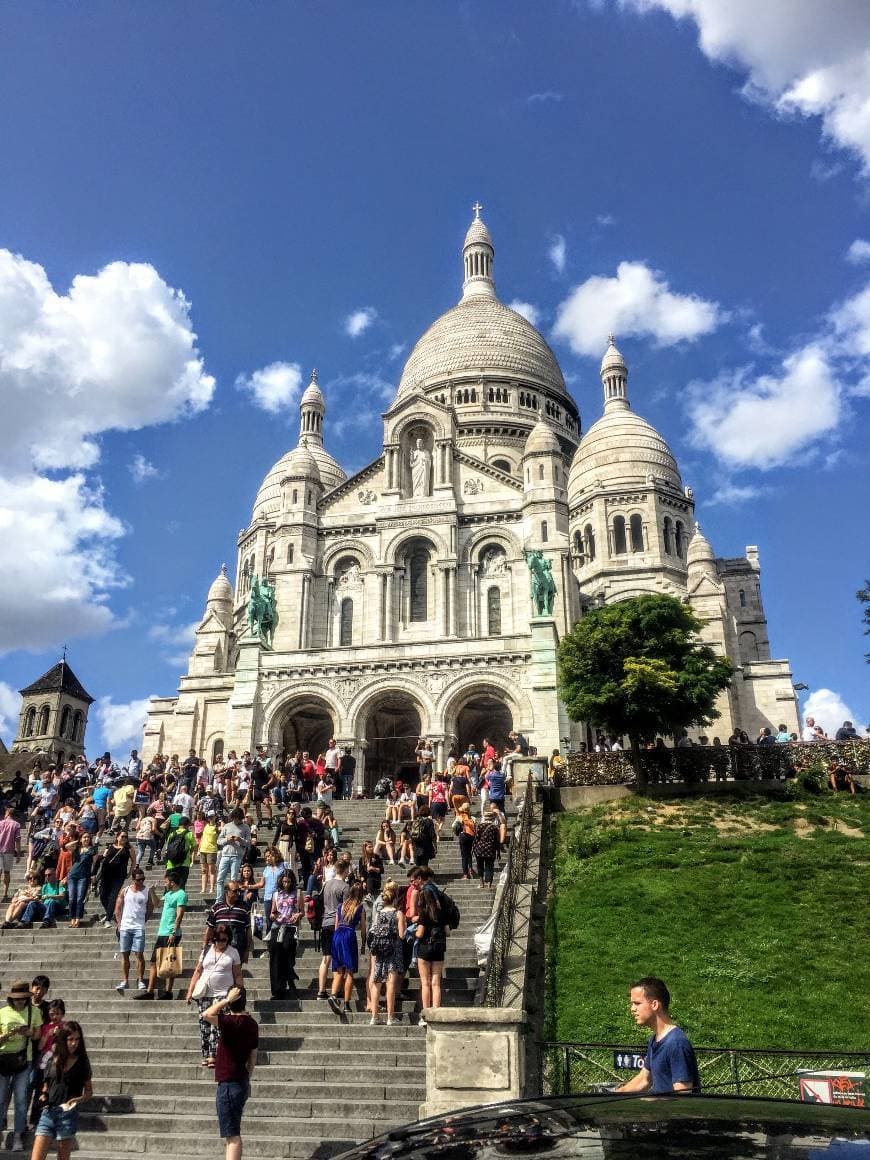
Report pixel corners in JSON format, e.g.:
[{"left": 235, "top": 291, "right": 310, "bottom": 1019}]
[
  {"left": 119, "top": 927, "right": 145, "bottom": 954},
  {"left": 36, "top": 1104, "right": 79, "bottom": 1140},
  {"left": 216, "top": 1080, "right": 249, "bottom": 1138}
]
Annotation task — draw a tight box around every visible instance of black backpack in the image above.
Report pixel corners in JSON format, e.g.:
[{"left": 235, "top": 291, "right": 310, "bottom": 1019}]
[
  {"left": 166, "top": 832, "right": 188, "bottom": 865},
  {"left": 437, "top": 888, "right": 461, "bottom": 930}
]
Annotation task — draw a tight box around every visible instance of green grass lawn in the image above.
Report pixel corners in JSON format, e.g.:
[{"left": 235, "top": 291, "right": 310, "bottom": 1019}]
[{"left": 546, "top": 789, "right": 870, "bottom": 1051}]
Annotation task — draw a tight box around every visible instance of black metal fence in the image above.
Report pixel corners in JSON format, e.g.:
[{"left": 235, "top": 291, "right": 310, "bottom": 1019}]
[
  {"left": 542, "top": 1041, "right": 870, "bottom": 1103},
  {"left": 557, "top": 740, "right": 870, "bottom": 788},
  {"left": 481, "top": 776, "right": 535, "bottom": 1007}
]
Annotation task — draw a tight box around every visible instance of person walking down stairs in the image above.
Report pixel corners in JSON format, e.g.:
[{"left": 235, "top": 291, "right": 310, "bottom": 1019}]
[{"left": 133, "top": 871, "right": 187, "bottom": 1000}]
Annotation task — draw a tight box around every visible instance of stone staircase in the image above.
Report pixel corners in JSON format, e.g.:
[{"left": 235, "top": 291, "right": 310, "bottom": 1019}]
[{"left": 0, "top": 797, "right": 507, "bottom": 1157}]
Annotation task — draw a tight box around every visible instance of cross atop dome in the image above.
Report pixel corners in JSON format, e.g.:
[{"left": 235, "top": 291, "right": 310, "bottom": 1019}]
[{"left": 472, "top": 200, "right": 483, "bottom": 220}]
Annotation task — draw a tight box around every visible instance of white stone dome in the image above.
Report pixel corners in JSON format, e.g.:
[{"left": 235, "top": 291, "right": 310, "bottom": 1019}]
[
  {"left": 300, "top": 380, "right": 324, "bottom": 407},
  {"left": 600, "top": 336, "right": 627, "bottom": 375},
  {"left": 252, "top": 440, "right": 347, "bottom": 521},
  {"left": 568, "top": 409, "right": 682, "bottom": 501},
  {"left": 396, "top": 295, "right": 568, "bottom": 399},
  {"left": 464, "top": 217, "right": 493, "bottom": 249},
  {"left": 687, "top": 525, "right": 716, "bottom": 568},
  {"left": 524, "top": 419, "right": 561, "bottom": 456},
  {"left": 206, "top": 565, "right": 233, "bottom": 607}
]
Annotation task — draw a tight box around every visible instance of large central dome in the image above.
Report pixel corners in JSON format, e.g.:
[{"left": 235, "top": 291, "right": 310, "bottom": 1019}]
[
  {"left": 396, "top": 294, "right": 567, "bottom": 398},
  {"left": 395, "top": 208, "right": 568, "bottom": 401}
]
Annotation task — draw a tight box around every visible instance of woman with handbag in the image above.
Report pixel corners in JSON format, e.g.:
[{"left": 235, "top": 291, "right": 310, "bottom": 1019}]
[
  {"left": 254, "top": 847, "right": 286, "bottom": 935},
  {"left": 185, "top": 922, "right": 243, "bottom": 1067},
  {"left": 367, "top": 881, "right": 406, "bottom": 1025},
  {"left": 267, "top": 870, "right": 302, "bottom": 999}
]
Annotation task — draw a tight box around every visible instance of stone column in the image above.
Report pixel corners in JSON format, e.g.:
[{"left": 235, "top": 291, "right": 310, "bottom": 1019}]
[
  {"left": 419, "top": 1008, "right": 527, "bottom": 1119},
  {"left": 440, "top": 567, "right": 450, "bottom": 636},
  {"left": 448, "top": 566, "right": 457, "bottom": 637},
  {"left": 471, "top": 564, "right": 480, "bottom": 637},
  {"left": 325, "top": 578, "right": 335, "bottom": 647},
  {"left": 387, "top": 569, "right": 397, "bottom": 642}
]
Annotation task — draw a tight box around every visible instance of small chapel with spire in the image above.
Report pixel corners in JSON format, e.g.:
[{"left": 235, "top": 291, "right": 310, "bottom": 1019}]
[{"left": 144, "top": 207, "right": 798, "bottom": 779}]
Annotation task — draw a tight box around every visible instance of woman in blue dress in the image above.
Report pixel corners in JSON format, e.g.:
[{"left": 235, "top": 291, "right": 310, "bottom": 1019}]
[{"left": 328, "top": 882, "right": 367, "bottom": 1014}]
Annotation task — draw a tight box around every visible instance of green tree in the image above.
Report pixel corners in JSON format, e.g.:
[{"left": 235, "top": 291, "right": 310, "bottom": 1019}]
[
  {"left": 557, "top": 594, "right": 732, "bottom": 783},
  {"left": 858, "top": 580, "right": 870, "bottom": 663}
]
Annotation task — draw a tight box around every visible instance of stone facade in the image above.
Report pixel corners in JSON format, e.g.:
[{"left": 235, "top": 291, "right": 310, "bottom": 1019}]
[{"left": 144, "top": 210, "right": 798, "bottom": 780}]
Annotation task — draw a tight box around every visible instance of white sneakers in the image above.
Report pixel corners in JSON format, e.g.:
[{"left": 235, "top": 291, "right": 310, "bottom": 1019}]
[{"left": 115, "top": 981, "right": 128, "bottom": 991}]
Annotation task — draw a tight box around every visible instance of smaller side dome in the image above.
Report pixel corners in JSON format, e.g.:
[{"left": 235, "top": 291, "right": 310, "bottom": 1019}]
[
  {"left": 524, "top": 419, "right": 561, "bottom": 456},
  {"left": 687, "top": 524, "right": 716, "bottom": 569},
  {"left": 464, "top": 217, "right": 493, "bottom": 249},
  {"left": 281, "top": 438, "right": 321, "bottom": 481},
  {"left": 206, "top": 563, "right": 233, "bottom": 607}
]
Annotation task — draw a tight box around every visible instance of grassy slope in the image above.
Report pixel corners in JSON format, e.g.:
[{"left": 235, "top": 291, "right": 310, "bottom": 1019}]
[{"left": 546, "top": 790, "right": 870, "bottom": 1051}]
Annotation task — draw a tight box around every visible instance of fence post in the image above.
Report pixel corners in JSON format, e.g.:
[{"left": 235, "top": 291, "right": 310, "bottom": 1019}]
[
  {"left": 729, "top": 1050, "right": 740, "bottom": 1097},
  {"left": 564, "top": 1046, "right": 570, "bottom": 1095}
]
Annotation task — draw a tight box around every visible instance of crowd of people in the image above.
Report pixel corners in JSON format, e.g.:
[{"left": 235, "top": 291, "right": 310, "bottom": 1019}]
[{"left": 0, "top": 731, "right": 525, "bottom": 1156}]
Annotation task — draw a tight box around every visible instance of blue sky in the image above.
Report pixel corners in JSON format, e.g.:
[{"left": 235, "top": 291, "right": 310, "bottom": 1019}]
[{"left": 0, "top": 1, "right": 867, "bottom": 754}]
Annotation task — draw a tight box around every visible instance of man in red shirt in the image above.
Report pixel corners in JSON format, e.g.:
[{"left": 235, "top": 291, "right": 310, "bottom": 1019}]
[{"left": 204, "top": 986, "right": 259, "bottom": 1160}]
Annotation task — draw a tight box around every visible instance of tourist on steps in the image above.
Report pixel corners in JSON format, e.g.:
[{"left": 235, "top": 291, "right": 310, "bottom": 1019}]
[
  {"left": 133, "top": 871, "right": 187, "bottom": 1001},
  {"left": 328, "top": 882, "right": 367, "bottom": 1015},
  {"left": 30, "top": 1020, "right": 92, "bottom": 1160},
  {"left": 367, "top": 880, "right": 406, "bottom": 1026},
  {"left": 186, "top": 922, "right": 243, "bottom": 1067},
  {"left": 114, "top": 868, "right": 153, "bottom": 992},
  {"left": 203, "top": 986, "right": 258, "bottom": 1160}
]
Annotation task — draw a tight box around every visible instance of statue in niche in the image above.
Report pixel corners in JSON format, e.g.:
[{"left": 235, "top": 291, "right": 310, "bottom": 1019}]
[
  {"left": 523, "top": 549, "right": 556, "bottom": 617},
  {"left": 409, "top": 438, "right": 432, "bottom": 497},
  {"left": 338, "top": 563, "right": 362, "bottom": 589},
  {"left": 481, "top": 548, "right": 507, "bottom": 576}
]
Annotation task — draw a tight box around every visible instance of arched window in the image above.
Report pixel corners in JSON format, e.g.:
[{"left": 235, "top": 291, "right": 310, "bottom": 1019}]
[
  {"left": 60, "top": 706, "right": 71, "bottom": 738},
  {"left": 409, "top": 547, "right": 429, "bottom": 622},
  {"left": 739, "top": 589, "right": 746, "bottom": 607},
  {"left": 339, "top": 597, "right": 354, "bottom": 646},
  {"left": 739, "top": 629, "right": 759, "bottom": 660},
  {"left": 584, "top": 524, "right": 596, "bottom": 561},
  {"left": 675, "top": 520, "right": 685, "bottom": 557},
  {"left": 287, "top": 543, "right": 294, "bottom": 563},
  {"left": 292, "top": 488, "right": 298, "bottom": 505},
  {"left": 612, "top": 516, "right": 627, "bottom": 555},
  {"left": 56, "top": 751, "right": 64, "bottom": 766},
  {"left": 573, "top": 531, "right": 582, "bottom": 556},
  {"left": 24, "top": 707, "right": 36, "bottom": 737},
  {"left": 492, "top": 459, "right": 511, "bottom": 475},
  {"left": 541, "top": 520, "right": 548, "bottom": 543},
  {"left": 72, "top": 711, "right": 83, "bottom": 742},
  {"left": 214, "top": 642, "right": 224, "bottom": 672},
  {"left": 212, "top": 738, "right": 225, "bottom": 764},
  {"left": 629, "top": 513, "right": 644, "bottom": 552},
  {"left": 37, "top": 705, "right": 50, "bottom": 735},
  {"left": 487, "top": 587, "right": 502, "bottom": 636},
  {"left": 538, "top": 464, "right": 544, "bottom": 480},
  {"left": 663, "top": 517, "right": 673, "bottom": 555}
]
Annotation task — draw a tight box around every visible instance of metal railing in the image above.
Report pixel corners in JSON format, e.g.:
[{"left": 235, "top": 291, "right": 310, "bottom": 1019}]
[
  {"left": 480, "top": 775, "right": 536, "bottom": 1007},
  {"left": 542, "top": 1041, "right": 870, "bottom": 1102},
  {"left": 557, "top": 740, "right": 870, "bottom": 788}
]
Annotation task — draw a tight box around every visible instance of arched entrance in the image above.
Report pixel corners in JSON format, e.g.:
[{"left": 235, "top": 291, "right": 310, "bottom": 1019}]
[
  {"left": 455, "top": 692, "right": 513, "bottom": 756},
  {"left": 362, "top": 692, "right": 423, "bottom": 786},
  {"left": 280, "top": 696, "right": 336, "bottom": 760}
]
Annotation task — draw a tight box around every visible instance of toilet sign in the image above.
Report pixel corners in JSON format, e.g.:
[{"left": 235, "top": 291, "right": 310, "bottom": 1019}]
[{"left": 613, "top": 1051, "right": 646, "bottom": 1070}]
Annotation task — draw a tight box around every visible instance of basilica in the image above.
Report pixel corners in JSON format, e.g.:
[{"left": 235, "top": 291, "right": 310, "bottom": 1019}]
[{"left": 143, "top": 209, "right": 799, "bottom": 785}]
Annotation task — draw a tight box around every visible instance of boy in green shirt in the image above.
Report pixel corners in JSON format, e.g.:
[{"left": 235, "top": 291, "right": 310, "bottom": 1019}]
[{"left": 133, "top": 872, "right": 187, "bottom": 1001}]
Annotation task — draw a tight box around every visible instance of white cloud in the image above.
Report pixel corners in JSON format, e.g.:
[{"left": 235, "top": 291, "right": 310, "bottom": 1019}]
[
  {"left": 0, "top": 250, "right": 214, "bottom": 475},
  {"left": 0, "top": 681, "right": 21, "bottom": 744},
  {"left": 129, "top": 453, "right": 160, "bottom": 484},
  {"left": 0, "top": 473, "right": 126, "bottom": 654},
  {"left": 596, "top": 213, "right": 616, "bottom": 227},
  {"left": 528, "top": 90, "right": 563, "bottom": 104},
  {"left": 388, "top": 342, "right": 406, "bottom": 362},
  {"left": 687, "top": 343, "right": 841, "bottom": 470},
  {"left": 622, "top": 0, "right": 870, "bottom": 173},
  {"left": 509, "top": 300, "right": 541, "bottom": 326},
  {"left": 344, "top": 307, "right": 378, "bottom": 338},
  {"left": 803, "top": 688, "right": 860, "bottom": 736},
  {"left": 149, "top": 619, "right": 198, "bottom": 667},
  {"left": 548, "top": 235, "right": 567, "bottom": 274},
  {"left": 0, "top": 249, "right": 214, "bottom": 653},
  {"left": 846, "top": 239, "right": 870, "bottom": 265},
  {"left": 552, "top": 260, "right": 722, "bottom": 356},
  {"left": 705, "top": 482, "right": 764, "bottom": 506},
  {"left": 235, "top": 361, "right": 303, "bottom": 414},
  {"left": 95, "top": 695, "right": 153, "bottom": 754},
  {"left": 829, "top": 281, "right": 870, "bottom": 358}
]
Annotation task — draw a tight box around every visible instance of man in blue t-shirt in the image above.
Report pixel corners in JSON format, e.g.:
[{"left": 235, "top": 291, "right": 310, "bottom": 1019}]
[{"left": 616, "top": 976, "right": 700, "bottom": 1095}]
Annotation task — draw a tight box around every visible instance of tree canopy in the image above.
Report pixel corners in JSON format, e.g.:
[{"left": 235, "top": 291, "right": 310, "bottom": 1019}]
[
  {"left": 557, "top": 594, "right": 732, "bottom": 745},
  {"left": 858, "top": 580, "right": 870, "bottom": 663}
]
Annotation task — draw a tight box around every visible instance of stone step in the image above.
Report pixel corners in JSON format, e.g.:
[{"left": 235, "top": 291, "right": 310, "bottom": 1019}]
[
  {"left": 88, "top": 1062, "right": 426, "bottom": 1083},
  {"left": 86, "top": 1094, "right": 415, "bottom": 1118},
  {"left": 95, "top": 1078, "right": 425, "bottom": 1100},
  {"left": 71, "top": 1125, "right": 387, "bottom": 1154},
  {"left": 86, "top": 1047, "right": 424, "bottom": 1066}
]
